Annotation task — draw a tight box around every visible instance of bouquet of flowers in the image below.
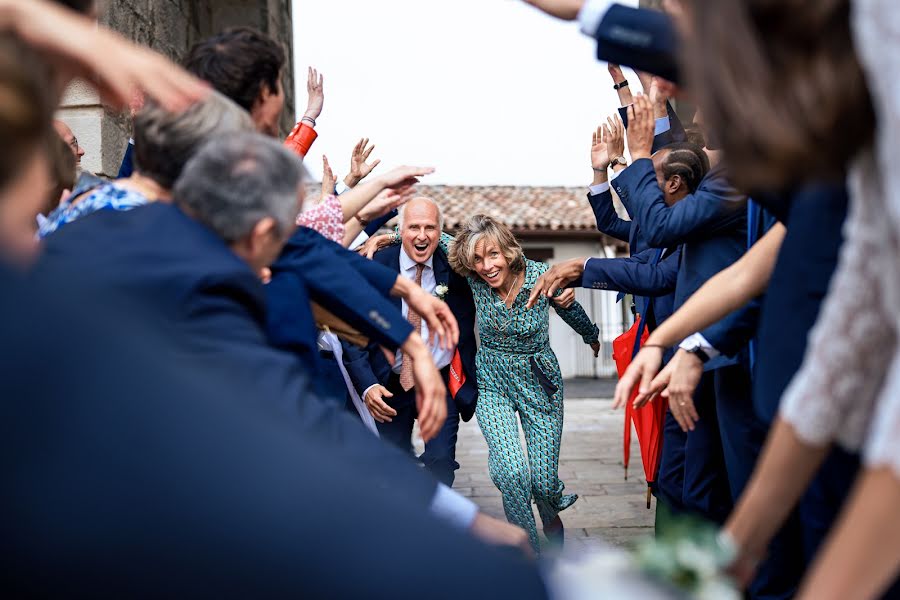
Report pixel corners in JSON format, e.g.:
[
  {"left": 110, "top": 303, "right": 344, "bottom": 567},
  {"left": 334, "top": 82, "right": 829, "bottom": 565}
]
[{"left": 632, "top": 511, "right": 739, "bottom": 600}]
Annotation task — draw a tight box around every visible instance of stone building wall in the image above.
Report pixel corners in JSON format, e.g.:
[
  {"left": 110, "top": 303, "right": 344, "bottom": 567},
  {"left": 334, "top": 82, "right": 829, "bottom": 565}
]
[{"left": 57, "top": 0, "right": 294, "bottom": 178}]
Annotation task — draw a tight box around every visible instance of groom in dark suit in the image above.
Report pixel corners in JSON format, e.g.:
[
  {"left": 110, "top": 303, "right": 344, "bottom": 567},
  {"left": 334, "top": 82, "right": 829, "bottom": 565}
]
[{"left": 343, "top": 197, "right": 478, "bottom": 487}]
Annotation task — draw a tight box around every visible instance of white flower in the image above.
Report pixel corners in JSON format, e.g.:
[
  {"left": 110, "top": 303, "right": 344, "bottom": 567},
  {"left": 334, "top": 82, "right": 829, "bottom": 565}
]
[{"left": 434, "top": 284, "right": 449, "bottom": 299}]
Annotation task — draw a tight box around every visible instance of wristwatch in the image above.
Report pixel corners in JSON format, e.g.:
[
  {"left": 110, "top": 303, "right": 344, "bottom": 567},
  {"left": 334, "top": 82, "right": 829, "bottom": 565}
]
[
  {"left": 613, "top": 80, "right": 629, "bottom": 90},
  {"left": 610, "top": 156, "right": 627, "bottom": 168},
  {"left": 684, "top": 345, "right": 711, "bottom": 364}
]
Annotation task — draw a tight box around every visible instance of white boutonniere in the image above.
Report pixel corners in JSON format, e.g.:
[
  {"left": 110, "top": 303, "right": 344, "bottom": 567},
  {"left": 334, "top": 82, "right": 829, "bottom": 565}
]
[{"left": 434, "top": 283, "right": 449, "bottom": 300}]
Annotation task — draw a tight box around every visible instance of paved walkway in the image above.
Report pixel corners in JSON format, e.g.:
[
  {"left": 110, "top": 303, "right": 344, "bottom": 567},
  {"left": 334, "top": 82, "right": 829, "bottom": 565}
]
[{"left": 417, "top": 378, "right": 656, "bottom": 551}]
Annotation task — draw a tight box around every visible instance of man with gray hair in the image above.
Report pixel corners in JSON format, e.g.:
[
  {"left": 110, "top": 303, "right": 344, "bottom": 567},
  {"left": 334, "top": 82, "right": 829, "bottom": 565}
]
[{"left": 37, "top": 133, "right": 530, "bottom": 554}]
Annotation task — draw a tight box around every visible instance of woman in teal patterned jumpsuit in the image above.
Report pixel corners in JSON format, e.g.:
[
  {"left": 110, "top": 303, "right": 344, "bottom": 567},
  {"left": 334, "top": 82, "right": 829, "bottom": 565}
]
[{"left": 444, "top": 215, "right": 600, "bottom": 551}]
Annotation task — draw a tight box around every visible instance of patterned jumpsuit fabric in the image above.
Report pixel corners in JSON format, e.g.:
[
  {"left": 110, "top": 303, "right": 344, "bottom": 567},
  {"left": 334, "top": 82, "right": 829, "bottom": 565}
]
[{"left": 458, "top": 249, "right": 600, "bottom": 551}]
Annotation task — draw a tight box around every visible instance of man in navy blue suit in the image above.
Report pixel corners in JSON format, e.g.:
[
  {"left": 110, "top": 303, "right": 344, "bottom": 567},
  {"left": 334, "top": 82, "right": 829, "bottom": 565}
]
[
  {"left": 36, "top": 132, "right": 532, "bottom": 552},
  {"left": 341, "top": 197, "right": 478, "bottom": 487}
]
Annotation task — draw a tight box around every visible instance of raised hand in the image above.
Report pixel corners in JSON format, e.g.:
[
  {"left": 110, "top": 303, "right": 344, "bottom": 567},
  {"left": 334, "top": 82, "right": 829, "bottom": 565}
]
[
  {"left": 320, "top": 155, "right": 336, "bottom": 199},
  {"left": 605, "top": 114, "right": 626, "bottom": 163},
  {"left": 344, "top": 138, "right": 381, "bottom": 188},
  {"left": 626, "top": 94, "right": 655, "bottom": 161},
  {"left": 357, "top": 187, "right": 414, "bottom": 224},
  {"left": 608, "top": 63, "right": 633, "bottom": 106},
  {"left": 649, "top": 76, "right": 669, "bottom": 119},
  {"left": 6, "top": 0, "right": 208, "bottom": 112},
  {"left": 521, "top": 0, "right": 585, "bottom": 20},
  {"left": 304, "top": 66, "right": 324, "bottom": 121},
  {"left": 377, "top": 165, "right": 435, "bottom": 191},
  {"left": 612, "top": 345, "right": 664, "bottom": 409},
  {"left": 363, "top": 384, "right": 397, "bottom": 423},
  {"left": 591, "top": 125, "right": 611, "bottom": 172}
]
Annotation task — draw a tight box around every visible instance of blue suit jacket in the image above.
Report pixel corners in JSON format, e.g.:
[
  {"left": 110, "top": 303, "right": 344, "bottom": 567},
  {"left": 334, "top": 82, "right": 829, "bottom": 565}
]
[
  {"left": 36, "top": 203, "right": 439, "bottom": 506},
  {"left": 2, "top": 264, "right": 547, "bottom": 597},
  {"left": 341, "top": 245, "right": 480, "bottom": 421},
  {"left": 265, "top": 226, "right": 412, "bottom": 369},
  {"left": 613, "top": 159, "right": 748, "bottom": 370}
]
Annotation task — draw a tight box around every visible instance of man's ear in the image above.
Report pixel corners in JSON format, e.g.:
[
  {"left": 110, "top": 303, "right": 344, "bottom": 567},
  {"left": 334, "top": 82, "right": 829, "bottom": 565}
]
[
  {"left": 666, "top": 175, "right": 683, "bottom": 195},
  {"left": 249, "top": 217, "right": 279, "bottom": 253}
]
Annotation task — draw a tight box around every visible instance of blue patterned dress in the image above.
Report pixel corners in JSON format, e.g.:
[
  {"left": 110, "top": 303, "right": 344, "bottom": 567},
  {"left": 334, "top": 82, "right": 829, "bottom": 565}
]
[
  {"left": 38, "top": 182, "right": 149, "bottom": 239},
  {"left": 436, "top": 236, "right": 600, "bottom": 550}
]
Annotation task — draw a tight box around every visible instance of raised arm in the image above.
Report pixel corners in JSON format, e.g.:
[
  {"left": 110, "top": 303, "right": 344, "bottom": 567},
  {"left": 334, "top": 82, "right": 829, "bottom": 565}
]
[{"left": 587, "top": 116, "right": 632, "bottom": 240}]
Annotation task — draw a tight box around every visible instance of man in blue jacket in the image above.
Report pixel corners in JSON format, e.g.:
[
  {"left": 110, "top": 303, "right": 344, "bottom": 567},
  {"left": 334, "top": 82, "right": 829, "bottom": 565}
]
[{"left": 35, "top": 132, "right": 530, "bottom": 552}]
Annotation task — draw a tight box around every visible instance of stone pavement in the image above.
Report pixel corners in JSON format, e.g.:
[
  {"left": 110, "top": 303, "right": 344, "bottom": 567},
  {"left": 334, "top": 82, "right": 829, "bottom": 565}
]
[{"left": 416, "top": 378, "right": 656, "bottom": 552}]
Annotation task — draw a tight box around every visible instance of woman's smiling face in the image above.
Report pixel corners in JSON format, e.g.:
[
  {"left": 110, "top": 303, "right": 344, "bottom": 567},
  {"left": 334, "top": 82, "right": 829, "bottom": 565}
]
[{"left": 473, "top": 237, "right": 511, "bottom": 290}]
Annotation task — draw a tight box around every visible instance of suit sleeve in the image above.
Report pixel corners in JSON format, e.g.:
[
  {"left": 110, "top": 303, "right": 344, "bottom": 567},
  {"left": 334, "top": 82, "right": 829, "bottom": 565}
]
[
  {"left": 271, "top": 228, "right": 413, "bottom": 350},
  {"left": 364, "top": 210, "right": 397, "bottom": 236},
  {"left": 612, "top": 159, "right": 746, "bottom": 248},
  {"left": 591, "top": 4, "right": 681, "bottom": 84},
  {"left": 578, "top": 247, "right": 680, "bottom": 296},
  {"left": 340, "top": 339, "right": 380, "bottom": 396},
  {"left": 587, "top": 189, "right": 632, "bottom": 242}
]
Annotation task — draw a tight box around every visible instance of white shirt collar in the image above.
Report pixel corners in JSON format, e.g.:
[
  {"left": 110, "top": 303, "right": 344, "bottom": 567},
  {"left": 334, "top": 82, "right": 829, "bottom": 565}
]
[{"left": 399, "top": 246, "right": 434, "bottom": 273}]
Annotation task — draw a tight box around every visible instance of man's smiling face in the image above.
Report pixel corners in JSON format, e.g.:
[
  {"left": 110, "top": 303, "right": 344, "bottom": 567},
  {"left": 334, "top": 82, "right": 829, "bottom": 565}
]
[{"left": 400, "top": 198, "right": 440, "bottom": 263}]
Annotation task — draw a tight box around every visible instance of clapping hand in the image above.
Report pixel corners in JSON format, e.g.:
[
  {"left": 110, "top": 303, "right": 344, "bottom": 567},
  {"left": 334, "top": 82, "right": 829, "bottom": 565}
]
[
  {"left": 613, "top": 345, "right": 664, "bottom": 409},
  {"left": 626, "top": 94, "right": 655, "bottom": 161},
  {"left": 344, "top": 138, "right": 381, "bottom": 188},
  {"left": 320, "top": 155, "right": 336, "bottom": 200},
  {"left": 605, "top": 114, "right": 626, "bottom": 163},
  {"left": 304, "top": 67, "right": 324, "bottom": 122},
  {"left": 591, "top": 125, "right": 612, "bottom": 172}
]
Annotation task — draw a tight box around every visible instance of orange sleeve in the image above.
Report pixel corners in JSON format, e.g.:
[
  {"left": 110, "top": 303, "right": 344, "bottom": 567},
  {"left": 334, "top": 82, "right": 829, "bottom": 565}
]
[{"left": 284, "top": 122, "right": 318, "bottom": 158}]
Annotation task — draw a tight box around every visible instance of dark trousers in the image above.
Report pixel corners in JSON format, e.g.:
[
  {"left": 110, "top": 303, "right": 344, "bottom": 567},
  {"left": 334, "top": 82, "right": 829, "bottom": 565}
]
[
  {"left": 715, "top": 364, "right": 804, "bottom": 600},
  {"left": 656, "top": 371, "right": 732, "bottom": 525},
  {"left": 377, "top": 369, "right": 461, "bottom": 487}
]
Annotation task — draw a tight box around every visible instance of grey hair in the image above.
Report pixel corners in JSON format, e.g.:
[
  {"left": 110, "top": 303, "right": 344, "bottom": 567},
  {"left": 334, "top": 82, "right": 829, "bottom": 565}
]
[
  {"left": 397, "top": 196, "right": 444, "bottom": 231},
  {"left": 133, "top": 90, "right": 254, "bottom": 189},
  {"left": 173, "top": 132, "right": 303, "bottom": 243},
  {"left": 448, "top": 214, "right": 525, "bottom": 277}
]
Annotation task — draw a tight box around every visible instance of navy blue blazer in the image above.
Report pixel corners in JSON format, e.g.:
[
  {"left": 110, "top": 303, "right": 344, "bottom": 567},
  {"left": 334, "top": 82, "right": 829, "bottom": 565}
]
[
  {"left": 577, "top": 246, "right": 681, "bottom": 329},
  {"left": 592, "top": 4, "right": 680, "bottom": 84},
  {"left": 613, "top": 159, "right": 748, "bottom": 370},
  {"left": 36, "top": 203, "right": 440, "bottom": 506},
  {"left": 265, "top": 226, "right": 412, "bottom": 368},
  {"left": 753, "top": 182, "right": 849, "bottom": 423},
  {"left": 1, "top": 265, "right": 547, "bottom": 598},
  {"left": 341, "top": 244, "right": 480, "bottom": 421}
]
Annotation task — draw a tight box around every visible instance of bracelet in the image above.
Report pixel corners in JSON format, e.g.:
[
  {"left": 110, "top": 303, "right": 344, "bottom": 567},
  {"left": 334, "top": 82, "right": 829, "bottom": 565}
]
[
  {"left": 301, "top": 116, "right": 316, "bottom": 127},
  {"left": 613, "top": 80, "right": 629, "bottom": 90},
  {"left": 591, "top": 166, "right": 608, "bottom": 173}
]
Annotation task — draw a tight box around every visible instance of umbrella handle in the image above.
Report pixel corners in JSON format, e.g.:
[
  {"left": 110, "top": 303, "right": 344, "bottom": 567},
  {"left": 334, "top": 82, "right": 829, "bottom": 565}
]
[
  {"left": 624, "top": 465, "right": 628, "bottom": 481},
  {"left": 646, "top": 486, "right": 652, "bottom": 509}
]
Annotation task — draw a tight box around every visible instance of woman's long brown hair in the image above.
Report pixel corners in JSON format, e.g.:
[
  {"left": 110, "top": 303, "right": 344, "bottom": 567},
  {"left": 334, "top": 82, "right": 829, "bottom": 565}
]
[{"left": 684, "top": 0, "right": 874, "bottom": 190}]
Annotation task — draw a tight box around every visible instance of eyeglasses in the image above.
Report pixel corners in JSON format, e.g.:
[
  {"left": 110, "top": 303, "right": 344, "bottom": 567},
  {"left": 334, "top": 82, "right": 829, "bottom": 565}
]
[{"left": 68, "top": 136, "right": 80, "bottom": 152}]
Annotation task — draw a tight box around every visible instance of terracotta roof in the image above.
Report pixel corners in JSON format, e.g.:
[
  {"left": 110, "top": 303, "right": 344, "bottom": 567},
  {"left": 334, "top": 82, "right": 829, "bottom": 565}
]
[{"left": 305, "top": 184, "right": 617, "bottom": 237}]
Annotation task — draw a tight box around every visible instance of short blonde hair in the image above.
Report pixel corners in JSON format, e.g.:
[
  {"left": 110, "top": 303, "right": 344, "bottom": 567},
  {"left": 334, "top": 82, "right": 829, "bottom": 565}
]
[{"left": 448, "top": 214, "right": 525, "bottom": 277}]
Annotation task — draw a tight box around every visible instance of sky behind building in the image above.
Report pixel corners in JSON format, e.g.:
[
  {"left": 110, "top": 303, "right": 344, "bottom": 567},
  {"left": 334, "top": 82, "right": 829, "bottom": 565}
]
[{"left": 293, "top": 0, "right": 639, "bottom": 187}]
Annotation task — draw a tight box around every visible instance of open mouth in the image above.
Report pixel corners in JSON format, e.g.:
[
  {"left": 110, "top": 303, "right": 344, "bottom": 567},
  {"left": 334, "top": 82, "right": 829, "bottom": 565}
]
[
  {"left": 484, "top": 270, "right": 500, "bottom": 281},
  {"left": 414, "top": 243, "right": 428, "bottom": 252}
]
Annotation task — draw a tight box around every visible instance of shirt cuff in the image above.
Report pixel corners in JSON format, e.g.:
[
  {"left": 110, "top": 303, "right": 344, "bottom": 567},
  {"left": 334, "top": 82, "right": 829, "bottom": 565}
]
[
  {"left": 654, "top": 116, "right": 671, "bottom": 136},
  {"left": 584, "top": 257, "right": 594, "bottom": 271},
  {"left": 334, "top": 180, "right": 351, "bottom": 195},
  {"left": 430, "top": 483, "right": 478, "bottom": 530},
  {"left": 578, "top": 0, "right": 615, "bottom": 37},
  {"left": 588, "top": 181, "right": 610, "bottom": 195},
  {"left": 348, "top": 231, "right": 369, "bottom": 251},
  {"left": 360, "top": 384, "right": 378, "bottom": 403},
  {"left": 678, "top": 332, "right": 721, "bottom": 360}
]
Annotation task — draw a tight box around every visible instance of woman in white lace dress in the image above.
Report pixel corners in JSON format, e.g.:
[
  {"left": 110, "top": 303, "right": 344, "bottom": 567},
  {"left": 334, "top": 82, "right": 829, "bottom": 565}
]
[{"left": 676, "top": 0, "right": 900, "bottom": 598}]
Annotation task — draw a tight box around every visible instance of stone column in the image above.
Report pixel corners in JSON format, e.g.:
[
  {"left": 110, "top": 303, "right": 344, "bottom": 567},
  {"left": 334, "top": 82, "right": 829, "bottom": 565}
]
[{"left": 56, "top": 0, "right": 295, "bottom": 179}]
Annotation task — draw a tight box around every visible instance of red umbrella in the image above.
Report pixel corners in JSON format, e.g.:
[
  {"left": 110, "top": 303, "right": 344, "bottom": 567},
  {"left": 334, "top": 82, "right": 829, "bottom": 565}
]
[{"left": 612, "top": 318, "right": 666, "bottom": 508}]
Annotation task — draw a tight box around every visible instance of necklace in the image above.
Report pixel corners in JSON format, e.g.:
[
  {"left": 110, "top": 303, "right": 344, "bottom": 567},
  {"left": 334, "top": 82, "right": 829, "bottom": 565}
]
[{"left": 492, "top": 273, "right": 522, "bottom": 332}]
